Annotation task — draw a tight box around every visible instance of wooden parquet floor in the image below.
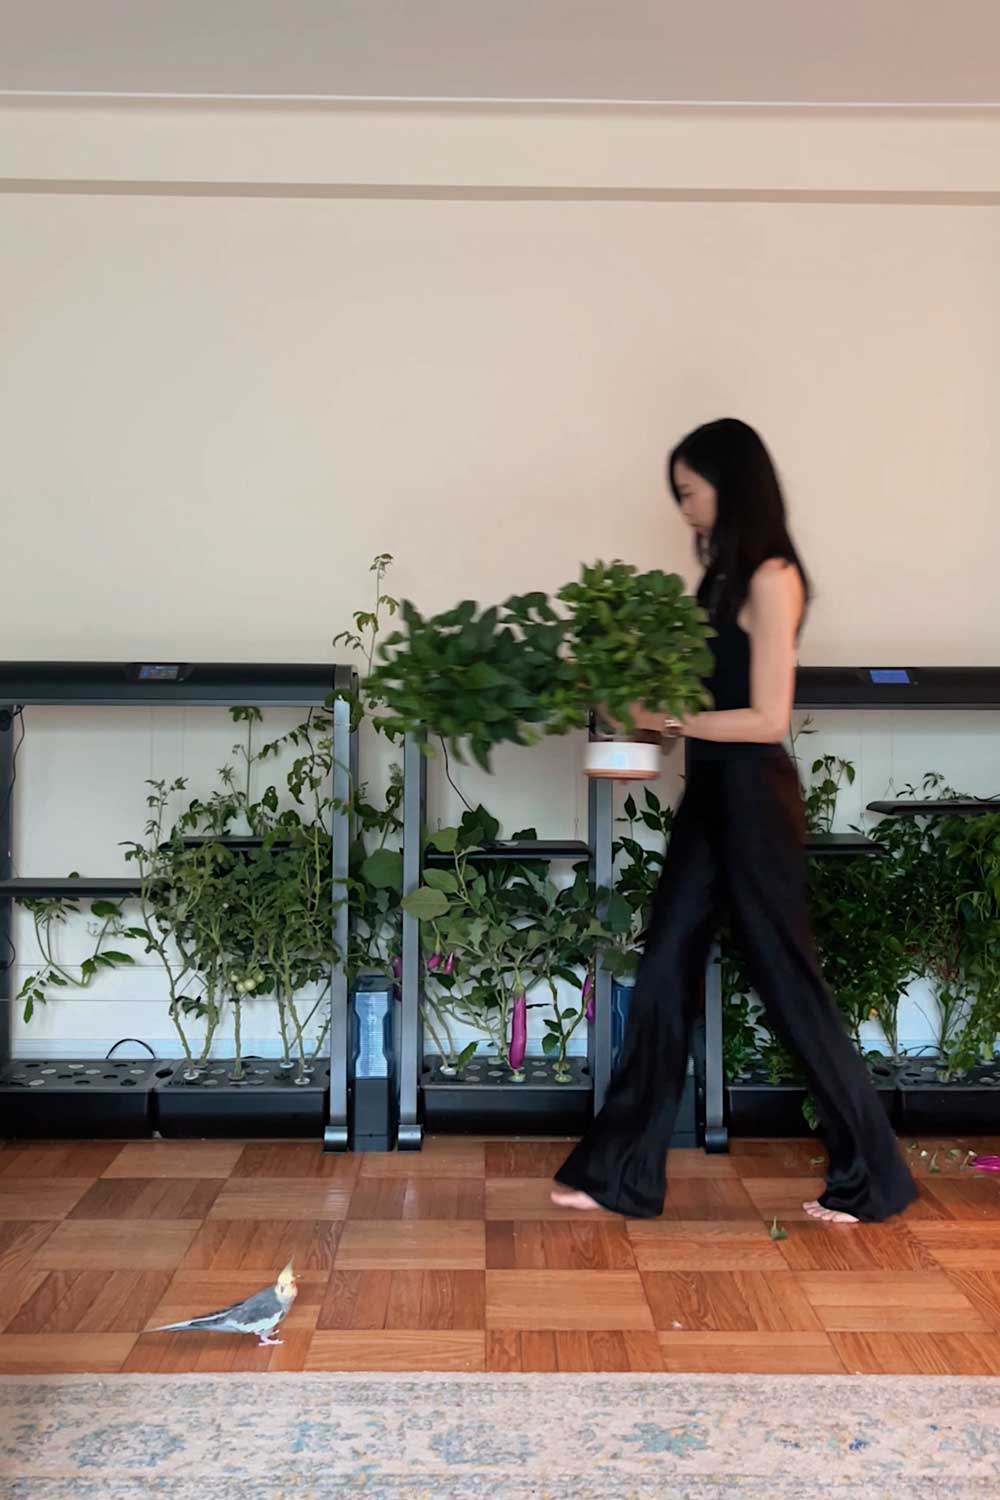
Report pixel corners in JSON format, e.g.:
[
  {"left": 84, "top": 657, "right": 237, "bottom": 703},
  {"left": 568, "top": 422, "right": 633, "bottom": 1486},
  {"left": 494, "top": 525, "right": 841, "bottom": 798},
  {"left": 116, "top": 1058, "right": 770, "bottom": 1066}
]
[{"left": 1, "top": 1134, "right": 998, "bottom": 1375}]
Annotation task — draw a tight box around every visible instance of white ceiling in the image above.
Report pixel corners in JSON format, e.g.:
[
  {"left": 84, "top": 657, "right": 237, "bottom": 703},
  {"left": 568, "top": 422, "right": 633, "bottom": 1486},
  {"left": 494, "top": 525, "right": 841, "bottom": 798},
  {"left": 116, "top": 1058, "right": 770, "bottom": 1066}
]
[{"left": 1, "top": 0, "right": 999, "bottom": 104}]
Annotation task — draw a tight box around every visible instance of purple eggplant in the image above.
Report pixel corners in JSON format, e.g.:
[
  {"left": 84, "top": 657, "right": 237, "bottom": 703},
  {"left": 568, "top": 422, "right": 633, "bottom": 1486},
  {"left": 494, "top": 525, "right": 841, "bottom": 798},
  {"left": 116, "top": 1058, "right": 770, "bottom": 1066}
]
[
  {"left": 508, "top": 993, "right": 527, "bottom": 1072},
  {"left": 583, "top": 968, "right": 595, "bottom": 1024}
]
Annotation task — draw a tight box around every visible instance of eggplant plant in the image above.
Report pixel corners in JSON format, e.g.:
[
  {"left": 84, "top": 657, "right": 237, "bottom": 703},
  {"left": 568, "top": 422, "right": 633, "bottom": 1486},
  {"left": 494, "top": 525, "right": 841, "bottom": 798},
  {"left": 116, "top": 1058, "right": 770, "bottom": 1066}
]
[{"left": 402, "top": 805, "right": 614, "bottom": 1082}]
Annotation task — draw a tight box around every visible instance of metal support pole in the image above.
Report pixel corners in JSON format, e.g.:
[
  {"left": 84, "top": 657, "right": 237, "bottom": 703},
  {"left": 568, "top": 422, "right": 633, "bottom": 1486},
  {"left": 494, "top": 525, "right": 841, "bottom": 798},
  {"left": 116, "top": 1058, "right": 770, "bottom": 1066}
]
[
  {"left": 397, "top": 733, "right": 425, "bottom": 1150},
  {"left": 702, "top": 940, "right": 728, "bottom": 1152},
  {"left": 588, "top": 775, "right": 614, "bottom": 1112},
  {"left": 0, "top": 705, "right": 16, "bottom": 1067},
  {"left": 323, "top": 668, "right": 354, "bottom": 1151}
]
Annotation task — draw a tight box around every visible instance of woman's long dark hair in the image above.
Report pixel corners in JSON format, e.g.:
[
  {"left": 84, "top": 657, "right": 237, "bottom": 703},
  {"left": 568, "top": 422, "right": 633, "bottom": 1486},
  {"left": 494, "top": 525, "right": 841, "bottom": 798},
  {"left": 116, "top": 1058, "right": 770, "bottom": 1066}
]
[{"left": 668, "top": 418, "right": 810, "bottom": 624}]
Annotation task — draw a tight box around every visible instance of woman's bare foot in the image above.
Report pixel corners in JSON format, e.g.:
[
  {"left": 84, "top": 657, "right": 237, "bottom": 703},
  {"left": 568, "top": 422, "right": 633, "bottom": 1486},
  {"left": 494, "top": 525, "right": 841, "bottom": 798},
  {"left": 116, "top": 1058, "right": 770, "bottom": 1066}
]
[
  {"left": 803, "top": 1199, "right": 859, "bottom": 1224},
  {"left": 550, "top": 1187, "right": 602, "bottom": 1212}
]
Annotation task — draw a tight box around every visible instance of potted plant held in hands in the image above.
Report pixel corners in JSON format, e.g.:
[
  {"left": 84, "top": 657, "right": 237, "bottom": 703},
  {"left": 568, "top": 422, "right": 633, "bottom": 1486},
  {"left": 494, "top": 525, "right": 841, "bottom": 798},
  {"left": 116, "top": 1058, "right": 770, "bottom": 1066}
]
[
  {"left": 558, "top": 561, "right": 714, "bottom": 782},
  {"left": 364, "top": 560, "right": 713, "bottom": 780}
]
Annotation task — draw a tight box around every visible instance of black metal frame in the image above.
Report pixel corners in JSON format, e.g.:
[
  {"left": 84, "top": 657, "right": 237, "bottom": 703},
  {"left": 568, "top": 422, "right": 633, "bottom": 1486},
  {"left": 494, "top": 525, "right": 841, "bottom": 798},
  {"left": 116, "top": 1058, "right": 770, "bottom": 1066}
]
[
  {"left": 0, "top": 661, "right": 357, "bottom": 1151},
  {"left": 397, "top": 732, "right": 615, "bottom": 1151},
  {"left": 795, "top": 666, "right": 1000, "bottom": 710},
  {"left": 702, "top": 663, "right": 1000, "bottom": 1153}
]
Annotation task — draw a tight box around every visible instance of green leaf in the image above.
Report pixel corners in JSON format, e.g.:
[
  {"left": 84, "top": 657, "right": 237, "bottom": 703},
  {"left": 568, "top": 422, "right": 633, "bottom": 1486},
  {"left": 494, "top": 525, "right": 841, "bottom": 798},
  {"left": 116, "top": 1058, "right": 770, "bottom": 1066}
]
[
  {"left": 769, "top": 1218, "right": 788, "bottom": 1241},
  {"left": 423, "top": 868, "right": 459, "bottom": 894},
  {"left": 99, "top": 950, "right": 135, "bottom": 965},
  {"left": 362, "top": 847, "right": 404, "bottom": 891},
  {"left": 455, "top": 1042, "right": 479, "bottom": 1071},
  {"left": 541, "top": 1033, "right": 559, "bottom": 1055},
  {"left": 426, "top": 827, "right": 459, "bottom": 854},
  {"left": 604, "top": 892, "right": 633, "bottom": 936},
  {"left": 90, "top": 901, "right": 123, "bottom": 919},
  {"left": 401, "top": 887, "right": 450, "bottom": 922}
]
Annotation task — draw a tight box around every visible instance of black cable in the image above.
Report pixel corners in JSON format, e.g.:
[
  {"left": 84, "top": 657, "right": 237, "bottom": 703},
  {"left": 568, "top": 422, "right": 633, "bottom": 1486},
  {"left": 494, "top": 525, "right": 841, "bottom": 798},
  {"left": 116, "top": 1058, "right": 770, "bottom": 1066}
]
[
  {"left": 106, "top": 1037, "right": 156, "bottom": 1060},
  {"left": 438, "top": 736, "right": 475, "bottom": 815},
  {"left": 1, "top": 706, "right": 25, "bottom": 829}
]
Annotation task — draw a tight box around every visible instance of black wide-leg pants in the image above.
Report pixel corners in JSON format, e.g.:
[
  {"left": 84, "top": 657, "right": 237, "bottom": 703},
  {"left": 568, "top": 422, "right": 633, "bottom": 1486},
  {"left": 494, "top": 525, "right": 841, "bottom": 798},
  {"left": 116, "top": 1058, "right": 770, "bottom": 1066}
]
[{"left": 555, "top": 753, "right": 917, "bottom": 1222}]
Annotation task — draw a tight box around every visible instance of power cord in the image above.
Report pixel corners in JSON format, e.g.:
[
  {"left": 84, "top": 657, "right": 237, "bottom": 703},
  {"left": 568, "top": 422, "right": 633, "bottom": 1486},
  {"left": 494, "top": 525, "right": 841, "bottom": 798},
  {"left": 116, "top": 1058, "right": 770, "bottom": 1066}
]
[{"left": 106, "top": 1038, "right": 156, "bottom": 1060}]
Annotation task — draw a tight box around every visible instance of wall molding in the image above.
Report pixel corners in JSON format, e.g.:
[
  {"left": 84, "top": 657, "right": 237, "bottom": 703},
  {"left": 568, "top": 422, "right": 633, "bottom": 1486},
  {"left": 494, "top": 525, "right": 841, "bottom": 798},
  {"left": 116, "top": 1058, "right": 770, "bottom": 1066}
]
[
  {"left": 4, "top": 179, "right": 1000, "bottom": 206},
  {"left": 3, "top": 99, "right": 1000, "bottom": 194}
]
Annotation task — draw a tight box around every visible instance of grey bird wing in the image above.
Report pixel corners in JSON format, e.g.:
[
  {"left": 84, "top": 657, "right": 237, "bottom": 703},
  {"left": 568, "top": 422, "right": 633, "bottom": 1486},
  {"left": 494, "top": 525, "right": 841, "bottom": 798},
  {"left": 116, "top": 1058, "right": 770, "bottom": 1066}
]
[
  {"left": 223, "top": 1286, "right": 285, "bottom": 1328},
  {"left": 153, "top": 1285, "right": 283, "bottom": 1334}
]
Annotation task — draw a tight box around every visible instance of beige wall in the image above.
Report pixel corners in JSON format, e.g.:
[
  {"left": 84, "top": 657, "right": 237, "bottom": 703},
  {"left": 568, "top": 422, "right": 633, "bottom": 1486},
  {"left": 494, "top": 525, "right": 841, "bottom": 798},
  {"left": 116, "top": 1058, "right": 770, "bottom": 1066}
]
[{"left": 1, "top": 100, "right": 999, "bottom": 663}]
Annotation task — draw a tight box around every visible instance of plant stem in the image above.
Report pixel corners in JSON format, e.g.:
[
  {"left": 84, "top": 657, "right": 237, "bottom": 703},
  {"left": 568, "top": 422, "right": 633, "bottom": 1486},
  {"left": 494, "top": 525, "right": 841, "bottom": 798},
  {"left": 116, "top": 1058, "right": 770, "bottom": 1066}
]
[
  {"left": 421, "top": 1004, "right": 450, "bottom": 1066},
  {"left": 232, "top": 998, "right": 244, "bottom": 1080}
]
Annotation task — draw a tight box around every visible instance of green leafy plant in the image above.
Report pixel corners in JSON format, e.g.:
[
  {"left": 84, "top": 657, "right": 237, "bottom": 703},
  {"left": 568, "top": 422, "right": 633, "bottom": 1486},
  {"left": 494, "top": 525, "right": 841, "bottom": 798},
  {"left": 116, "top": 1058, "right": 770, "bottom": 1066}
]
[
  {"left": 558, "top": 560, "right": 713, "bottom": 733},
  {"left": 350, "top": 766, "right": 404, "bottom": 983},
  {"left": 16, "top": 889, "right": 136, "bottom": 1023},
  {"left": 603, "top": 788, "right": 673, "bottom": 979},
  {"left": 121, "top": 708, "right": 346, "bottom": 1079},
  {"left": 367, "top": 593, "right": 581, "bottom": 771},
  {"left": 930, "top": 806, "right": 1000, "bottom": 1073},
  {"left": 332, "top": 553, "right": 399, "bottom": 730},
  {"left": 866, "top": 775, "right": 1000, "bottom": 1075},
  {"left": 364, "top": 560, "right": 713, "bottom": 770},
  {"left": 401, "top": 806, "right": 613, "bottom": 1082}
]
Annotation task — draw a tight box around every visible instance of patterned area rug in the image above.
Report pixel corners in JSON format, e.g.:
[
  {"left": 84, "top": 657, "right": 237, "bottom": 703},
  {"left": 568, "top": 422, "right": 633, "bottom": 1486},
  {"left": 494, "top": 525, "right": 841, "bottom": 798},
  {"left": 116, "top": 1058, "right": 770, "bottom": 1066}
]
[{"left": 2, "top": 1371, "right": 998, "bottom": 1499}]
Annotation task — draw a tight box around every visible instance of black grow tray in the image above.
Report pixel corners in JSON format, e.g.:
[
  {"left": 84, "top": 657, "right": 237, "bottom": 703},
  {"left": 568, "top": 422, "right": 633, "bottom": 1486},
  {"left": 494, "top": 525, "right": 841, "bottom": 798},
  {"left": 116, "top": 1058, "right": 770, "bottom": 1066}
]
[
  {"left": 897, "top": 1058, "right": 1000, "bottom": 1133},
  {"left": 421, "top": 1055, "right": 593, "bottom": 1136},
  {"left": 420, "top": 1054, "right": 700, "bottom": 1144},
  {"left": 726, "top": 1057, "right": 898, "bottom": 1137},
  {"left": 0, "top": 1057, "right": 173, "bottom": 1138},
  {"left": 154, "top": 1058, "right": 331, "bottom": 1137}
]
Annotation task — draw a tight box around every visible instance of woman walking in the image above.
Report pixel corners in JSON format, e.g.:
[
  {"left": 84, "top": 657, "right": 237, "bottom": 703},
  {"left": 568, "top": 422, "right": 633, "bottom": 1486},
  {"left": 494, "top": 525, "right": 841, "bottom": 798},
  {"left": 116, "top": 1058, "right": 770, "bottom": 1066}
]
[{"left": 552, "top": 418, "right": 917, "bottom": 1224}]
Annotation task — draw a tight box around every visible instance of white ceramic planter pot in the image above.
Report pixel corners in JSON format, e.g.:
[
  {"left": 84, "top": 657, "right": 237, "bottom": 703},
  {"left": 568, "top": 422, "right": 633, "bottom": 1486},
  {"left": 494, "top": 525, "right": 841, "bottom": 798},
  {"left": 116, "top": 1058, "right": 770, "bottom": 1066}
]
[{"left": 584, "top": 738, "right": 661, "bottom": 781}]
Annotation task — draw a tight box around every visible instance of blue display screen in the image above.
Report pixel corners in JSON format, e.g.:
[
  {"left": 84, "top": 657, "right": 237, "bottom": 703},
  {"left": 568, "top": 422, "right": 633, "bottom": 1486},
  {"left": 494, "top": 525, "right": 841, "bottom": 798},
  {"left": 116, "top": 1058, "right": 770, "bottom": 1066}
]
[
  {"left": 870, "top": 669, "right": 911, "bottom": 685},
  {"left": 137, "top": 664, "right": 181, "bottom": 681}
]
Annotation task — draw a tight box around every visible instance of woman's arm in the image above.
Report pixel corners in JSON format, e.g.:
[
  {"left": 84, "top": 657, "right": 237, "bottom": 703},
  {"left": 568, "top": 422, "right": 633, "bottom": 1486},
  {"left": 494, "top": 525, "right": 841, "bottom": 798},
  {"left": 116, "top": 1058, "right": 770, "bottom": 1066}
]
[{"left": 677, "top": 560, "right": 801, "bottom": 744}]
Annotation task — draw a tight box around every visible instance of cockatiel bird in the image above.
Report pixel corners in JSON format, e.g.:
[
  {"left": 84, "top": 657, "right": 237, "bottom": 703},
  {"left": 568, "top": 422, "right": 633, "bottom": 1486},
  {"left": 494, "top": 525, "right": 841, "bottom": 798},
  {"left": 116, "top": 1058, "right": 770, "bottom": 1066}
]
[{"left": 151, "top": 1262, "right": 298, "bottom": 1346}]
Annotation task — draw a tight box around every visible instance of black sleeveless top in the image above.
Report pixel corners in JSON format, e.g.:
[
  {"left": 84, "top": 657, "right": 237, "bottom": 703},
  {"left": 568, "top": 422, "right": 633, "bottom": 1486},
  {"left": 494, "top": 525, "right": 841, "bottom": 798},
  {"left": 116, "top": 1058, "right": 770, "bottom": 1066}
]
[{"left": 687, "top": 571, "right": 787, "bottom": 761}]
